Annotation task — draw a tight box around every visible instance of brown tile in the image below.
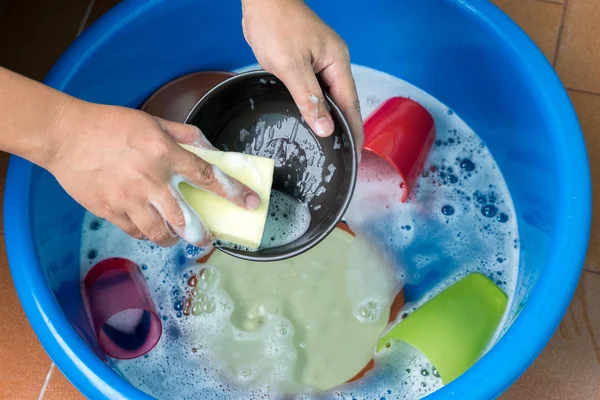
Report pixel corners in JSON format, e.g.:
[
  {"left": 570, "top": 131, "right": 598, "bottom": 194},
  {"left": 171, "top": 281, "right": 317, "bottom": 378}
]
[
  {"left": 43, "top": 365, "right": 84, "bottom": 400},
  {"left": 568, "top": 91, "right": 600, "bottom": 272},
  {"left": 502, "top": 270, "right": 600, "bottom": 399},
  {"left": 555, "top": 0, "right": 600, "bottom": 93},
  {"left": 492, "top": 0, "right": 564, "bottom": 62},
  {"left": 86, "top": 0, "right": 122, "bottom": 28},
  {"left": 0, "top": 234, "right": 51, "bottom": 399},
  {"left": 0, "top": 1, "right": 91, "bottom": 81}
]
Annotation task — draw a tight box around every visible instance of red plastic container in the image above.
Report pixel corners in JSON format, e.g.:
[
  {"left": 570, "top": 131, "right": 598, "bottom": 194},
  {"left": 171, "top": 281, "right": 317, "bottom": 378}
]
[{"left": 363, "top": 97, "right": 436, "bottom": 202}]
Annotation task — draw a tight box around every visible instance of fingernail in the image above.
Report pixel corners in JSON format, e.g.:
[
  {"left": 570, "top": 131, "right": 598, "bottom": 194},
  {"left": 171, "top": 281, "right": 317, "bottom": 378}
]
[
  {"left": 245, "top": 193, "right": 261, "bottom": 210},
  {"left": 314, "top": 116, "right": 334, "bottom": 137}
]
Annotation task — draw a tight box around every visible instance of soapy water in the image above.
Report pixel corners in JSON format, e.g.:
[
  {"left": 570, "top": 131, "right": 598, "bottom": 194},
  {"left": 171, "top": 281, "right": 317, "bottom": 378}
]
[
  {"left": 217, "top": 190, "right": 311, "bottom": 251},
  {"left": 80, "top": 215, "right": 400, "bottom": 399},
  {"left": 78, "top": 64, "right": 518, "bottom": 399},
  {"left": 168, "top": 174, "right": 212, "bottom": 245},
  {"left": 182, "top": 230, "right": 399, "bottom": 392},
  {"left": 344, "top": 66, "right": 518, "bottom": 352},
  {"left": 260, "top": 190, "right": 311, "bottom": 249},
  {"left": 331, "top": 341, "right": 444, "bottom": 400}
]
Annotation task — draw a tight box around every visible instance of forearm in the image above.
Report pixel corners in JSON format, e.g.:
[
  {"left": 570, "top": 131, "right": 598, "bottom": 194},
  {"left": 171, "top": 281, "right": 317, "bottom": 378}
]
[
  {"left": 0, "top": 67, "right": 86, "bottom": 168},
  {"left": 242, "top": 0, "right": 303, "bottom": 12}
]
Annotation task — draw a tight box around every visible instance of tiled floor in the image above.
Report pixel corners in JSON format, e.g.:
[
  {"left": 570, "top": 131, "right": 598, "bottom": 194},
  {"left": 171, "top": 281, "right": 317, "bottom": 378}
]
[{"left": 0, "top": 0, "right": 599, "bottom": 398}]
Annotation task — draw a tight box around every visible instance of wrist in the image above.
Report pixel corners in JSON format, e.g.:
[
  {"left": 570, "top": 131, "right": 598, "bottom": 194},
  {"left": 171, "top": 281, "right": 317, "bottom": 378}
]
[
  {"left": 0, "top": 67, "right": 93, "bottom": 169},
  {"left": 38, "top": 96, "right": 93, "bottom": 171}
]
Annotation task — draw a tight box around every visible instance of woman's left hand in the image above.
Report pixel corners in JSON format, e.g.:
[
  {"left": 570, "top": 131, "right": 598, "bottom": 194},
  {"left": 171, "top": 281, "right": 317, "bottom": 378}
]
[{"left": 242, "top": 0, "right": 364, "bottom": 151}]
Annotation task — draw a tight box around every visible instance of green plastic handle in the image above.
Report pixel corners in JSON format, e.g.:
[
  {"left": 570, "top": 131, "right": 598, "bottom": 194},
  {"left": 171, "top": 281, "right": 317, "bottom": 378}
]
[{"left": 377, "top": 273, "right": 508, "bottom": 384}]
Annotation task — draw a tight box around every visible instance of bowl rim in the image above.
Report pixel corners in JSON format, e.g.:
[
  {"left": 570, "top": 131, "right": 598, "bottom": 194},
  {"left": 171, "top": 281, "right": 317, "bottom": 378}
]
[
  {"left": 183, "top": 69, "right": 358, "bottom": 262},
  {"left": 4, "top": 0, "right": 591, "bottom": 399},
  {"left": 139, "top": 70, "right": 236, "bottom": 114}
]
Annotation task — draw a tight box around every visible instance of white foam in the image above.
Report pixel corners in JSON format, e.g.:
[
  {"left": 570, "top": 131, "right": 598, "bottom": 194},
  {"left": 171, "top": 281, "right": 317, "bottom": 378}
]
[
  {"left": 239, "top": 128, "right": 250, "bottom": 142},
  {"left": 168, "top": 174, "right": 212, "bottom": 245},
  {"left": 211, "top": 165, "right": 237, "bottom": 199},
  {"left": 259, "top": 190, "right": 311, "bottom": 249},
  {"left": 241, "top": 114, "right": 327, "bottom": 204},
  {"left": 333, "top": 136, "right": 341, "bottom": 150},
  {"left": 331, "top": 341, "right": 443, "bottom": 399},
  {"left": 324, "top": 164, "right": 336, "bottom": 183}
]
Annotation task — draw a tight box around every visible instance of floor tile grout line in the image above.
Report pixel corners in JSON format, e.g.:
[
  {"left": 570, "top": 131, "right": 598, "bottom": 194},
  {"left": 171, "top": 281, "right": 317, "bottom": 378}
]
[
  {"left": 38, "top": 363, "right": 55, "bottom": 400},
  {"left": 532, "top": 0, "right": 564, "bottom": 5},
  {"left": 567, "top": 87, "right": 600, "bottom": 96},
  {"left": 552, "top": 0, "right": 568, "bottom": 66},
  {"left": 583, "top": 268, "right": 600, "bottom": 276},
  {"left": 76, "top": 0, "right": 96, "bottom": 37}
]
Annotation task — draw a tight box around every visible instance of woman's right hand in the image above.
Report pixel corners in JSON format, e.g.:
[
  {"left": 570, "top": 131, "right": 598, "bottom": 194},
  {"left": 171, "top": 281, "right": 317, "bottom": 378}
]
[{"left": 44, "top": 100, "right": 261, "bottom": 247}]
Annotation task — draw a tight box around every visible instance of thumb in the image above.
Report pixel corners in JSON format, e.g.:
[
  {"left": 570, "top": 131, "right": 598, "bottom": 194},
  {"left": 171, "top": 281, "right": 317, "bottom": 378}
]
[
  {"left": 173, "top": 147, "right": 262, "bottom": 211},
  {"left": 272, "top": 61, "right": 335, "bottom": 137},
  {"left": 154, "top": 117, "right": 216, "bottom": 149}
]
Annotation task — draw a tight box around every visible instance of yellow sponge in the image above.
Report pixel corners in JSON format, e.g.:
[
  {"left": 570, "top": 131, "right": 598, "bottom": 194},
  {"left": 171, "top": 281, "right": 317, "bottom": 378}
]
[{"left": 178, "top": 145, "right": 274, "bottom": 249}]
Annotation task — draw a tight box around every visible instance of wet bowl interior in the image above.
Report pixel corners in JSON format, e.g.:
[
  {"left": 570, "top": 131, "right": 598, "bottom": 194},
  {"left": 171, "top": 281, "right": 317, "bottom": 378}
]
[{"left": 185, "top": 70, "right": 358, "bottom": 261}]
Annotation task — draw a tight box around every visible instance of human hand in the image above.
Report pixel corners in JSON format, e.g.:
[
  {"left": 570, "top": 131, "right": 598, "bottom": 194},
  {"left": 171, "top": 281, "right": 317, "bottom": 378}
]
[
  {"left": 241, "top": 0, "right": 364, "bottom": 151},
  {"left": 45, "top": 101, "right": 261, "bottom": 247}
]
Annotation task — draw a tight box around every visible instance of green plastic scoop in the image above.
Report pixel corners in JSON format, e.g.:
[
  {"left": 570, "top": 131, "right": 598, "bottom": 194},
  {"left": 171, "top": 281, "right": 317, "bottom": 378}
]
[{"left": 377, "top": 273, "right": 508, "bottom": 384}]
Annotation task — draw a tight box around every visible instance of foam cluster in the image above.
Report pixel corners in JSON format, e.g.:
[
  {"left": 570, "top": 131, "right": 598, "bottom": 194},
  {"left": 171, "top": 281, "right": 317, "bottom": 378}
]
[{"left": 259, "top": 190, "right": 311, "bottom": 249}]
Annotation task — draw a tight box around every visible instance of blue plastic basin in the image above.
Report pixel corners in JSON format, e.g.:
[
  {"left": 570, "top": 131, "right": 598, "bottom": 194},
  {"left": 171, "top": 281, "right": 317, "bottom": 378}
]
[{"left": 4, "top": 0, "right": 591, "bottom": 399}]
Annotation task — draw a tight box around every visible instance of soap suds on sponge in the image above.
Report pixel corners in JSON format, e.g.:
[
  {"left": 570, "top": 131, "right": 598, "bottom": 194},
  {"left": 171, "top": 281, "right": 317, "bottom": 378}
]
[{"left": 177, "top": 146, "right": 274, "bottom": 249}]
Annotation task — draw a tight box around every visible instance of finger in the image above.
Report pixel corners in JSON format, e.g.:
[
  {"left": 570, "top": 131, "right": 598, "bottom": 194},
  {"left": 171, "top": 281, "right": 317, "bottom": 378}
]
[
  {"left": 151, "top": 190, "right": 214, "bottom": 247},
  {"left": 319, "top": 61, "right": 364, "bottom": 153},
  {"left": 271, "top": 59, "right": 335, "bottom": 137},
  {"left": 172, "top": 149, "right": 262, "bottom": 210},
  {"left": 110, "top": 213, "right": 145, "bottom": 240},
  {"left": 154, "top": 117, "right": 216, "bottom": 150},
  {"left": 165, "top": 181, "right": 215, "bottom": 247},
  {"left": 128, "top": 202, "right": 178, "bottom": 247}
]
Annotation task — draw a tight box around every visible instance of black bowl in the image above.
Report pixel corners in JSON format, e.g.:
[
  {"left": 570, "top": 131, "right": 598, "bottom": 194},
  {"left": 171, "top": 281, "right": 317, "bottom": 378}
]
[{"left": 185, "top": 70, "right": 357, "bottom": 261}]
